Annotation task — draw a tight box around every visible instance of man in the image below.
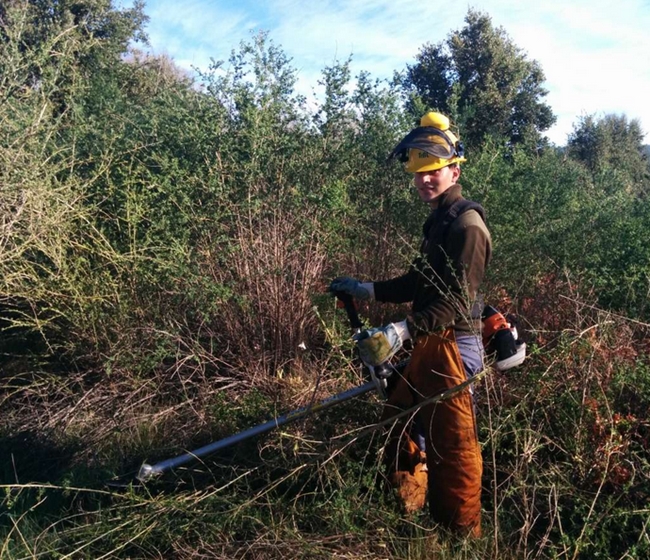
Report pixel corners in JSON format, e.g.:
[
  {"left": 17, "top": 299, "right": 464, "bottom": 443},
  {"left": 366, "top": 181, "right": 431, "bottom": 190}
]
[{"left": 330, "top": 112, "right": 491, "bottom": 536}]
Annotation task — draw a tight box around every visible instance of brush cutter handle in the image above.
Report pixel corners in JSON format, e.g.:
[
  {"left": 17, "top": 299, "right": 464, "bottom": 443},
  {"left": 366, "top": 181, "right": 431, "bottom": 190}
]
[
  {"left": 331, "top": 292, "right": 401, "bottom": 398},
  {"left": 331, "top": 290, "right": 363, "bottom": 331}
]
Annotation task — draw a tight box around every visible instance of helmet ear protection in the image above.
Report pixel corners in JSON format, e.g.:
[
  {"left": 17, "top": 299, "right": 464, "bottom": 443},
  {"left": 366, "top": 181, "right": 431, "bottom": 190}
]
[{"left": 455, "top": 140, "right": 465, "bottom": 159}]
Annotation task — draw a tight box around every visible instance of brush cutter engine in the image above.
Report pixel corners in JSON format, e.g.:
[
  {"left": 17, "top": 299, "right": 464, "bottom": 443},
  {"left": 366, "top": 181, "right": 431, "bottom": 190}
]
[{"left": 482, "top": 305, "right": 526, "bottom": 370}]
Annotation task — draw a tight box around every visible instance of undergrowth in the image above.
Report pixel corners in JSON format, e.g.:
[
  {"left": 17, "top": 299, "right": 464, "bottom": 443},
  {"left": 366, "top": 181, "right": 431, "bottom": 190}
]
[{"left": 2, "top": 277, "right": 650, "bottom": 559}]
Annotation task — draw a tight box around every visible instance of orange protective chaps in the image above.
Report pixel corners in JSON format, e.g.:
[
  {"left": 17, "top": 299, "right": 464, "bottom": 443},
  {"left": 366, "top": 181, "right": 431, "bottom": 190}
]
[{"left": 382, "top": 329, "right": 482, "bottom": 536}]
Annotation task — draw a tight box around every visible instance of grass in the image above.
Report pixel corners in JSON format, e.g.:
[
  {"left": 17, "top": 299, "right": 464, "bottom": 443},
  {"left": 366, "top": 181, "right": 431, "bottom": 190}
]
[{"left": 2, "top": 289, "right": 649, "bottom": 559}]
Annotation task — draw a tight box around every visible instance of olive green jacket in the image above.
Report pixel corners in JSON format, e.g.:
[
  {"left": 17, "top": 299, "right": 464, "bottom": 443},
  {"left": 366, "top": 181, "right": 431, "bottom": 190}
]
[{"left": 374, "top": 184, "right": 491, "bottom": 337}]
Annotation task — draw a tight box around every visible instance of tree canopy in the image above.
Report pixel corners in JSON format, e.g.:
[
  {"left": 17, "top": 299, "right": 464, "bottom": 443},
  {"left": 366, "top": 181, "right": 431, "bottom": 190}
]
[
  {"left": 568, "top": 113, "right": 650, "bottom": 195},
  {"left": 402, "top": 10, "right": 555, "bottom": 149}
]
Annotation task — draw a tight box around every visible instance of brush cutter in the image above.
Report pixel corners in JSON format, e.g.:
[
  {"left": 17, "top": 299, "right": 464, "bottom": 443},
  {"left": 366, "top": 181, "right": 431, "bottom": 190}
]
[{"left": 135, "top": 291, "right": 396, "bottom": 482}]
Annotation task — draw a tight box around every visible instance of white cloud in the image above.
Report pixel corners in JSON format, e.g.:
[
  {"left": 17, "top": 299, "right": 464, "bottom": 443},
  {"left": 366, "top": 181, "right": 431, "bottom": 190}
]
[
  {"left": 128, "top": 0, "right": 650, "bottom": 144},
  {"left": 502, "top": 0, "right": 650, "bottom": 142}
]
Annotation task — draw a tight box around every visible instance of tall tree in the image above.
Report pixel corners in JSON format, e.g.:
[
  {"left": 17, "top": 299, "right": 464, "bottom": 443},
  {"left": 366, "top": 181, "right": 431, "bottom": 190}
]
[
  {"left": 0, "top": 0, "right": 147, "bottom": 57},
  {"left": 1, "top": 0, "right": 148, "bottom": 116},
  {"left": 402, "top": 10, "right": 555, "bottom": 148}
]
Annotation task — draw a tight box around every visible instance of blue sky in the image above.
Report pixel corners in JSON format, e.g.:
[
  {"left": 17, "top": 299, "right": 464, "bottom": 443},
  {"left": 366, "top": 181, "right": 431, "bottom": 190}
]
[{"left": 119, "top": 0, "right": 650, "bottom": 145}]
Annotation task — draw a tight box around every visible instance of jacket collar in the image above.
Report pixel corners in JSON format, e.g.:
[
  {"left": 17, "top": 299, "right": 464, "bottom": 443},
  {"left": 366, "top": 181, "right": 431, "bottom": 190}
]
[
  {"left": 422, "top": 184, "right": 464, "bottom": 239},
  {"left": 431, "top": 183, "right": 463, "bottom": 211}
]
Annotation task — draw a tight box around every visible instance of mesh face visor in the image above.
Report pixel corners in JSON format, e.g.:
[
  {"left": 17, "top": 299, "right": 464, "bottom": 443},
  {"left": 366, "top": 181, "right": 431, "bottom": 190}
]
[{"left": 388, "top": 126, "right": 464, "bottom": 163}]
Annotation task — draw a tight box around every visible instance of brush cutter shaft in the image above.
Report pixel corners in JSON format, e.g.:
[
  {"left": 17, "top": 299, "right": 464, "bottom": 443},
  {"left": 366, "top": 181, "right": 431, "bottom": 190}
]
[{"left": 137, "top": 381, "right": 375, "bottom": 481}]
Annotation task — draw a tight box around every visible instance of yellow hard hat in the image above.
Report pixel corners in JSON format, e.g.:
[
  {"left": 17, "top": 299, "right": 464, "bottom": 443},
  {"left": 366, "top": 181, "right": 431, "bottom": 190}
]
[{"left": 389, "top": 112, "right": 467, "bottom": 173}]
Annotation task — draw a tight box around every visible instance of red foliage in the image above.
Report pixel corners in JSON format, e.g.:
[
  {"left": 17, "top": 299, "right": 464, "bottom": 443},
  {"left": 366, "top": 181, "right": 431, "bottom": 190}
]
[{"left": 491, "top": 274, "right": 649, "bottom": 491}]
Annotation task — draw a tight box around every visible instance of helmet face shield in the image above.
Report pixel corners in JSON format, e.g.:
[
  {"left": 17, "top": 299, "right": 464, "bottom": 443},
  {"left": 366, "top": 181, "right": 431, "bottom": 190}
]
[
  {"left": 389, "top": 122, "right": 466, "bottom": 173},
  {"left": 393, "top": 127, "right": 458, "bottom": 160}
]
